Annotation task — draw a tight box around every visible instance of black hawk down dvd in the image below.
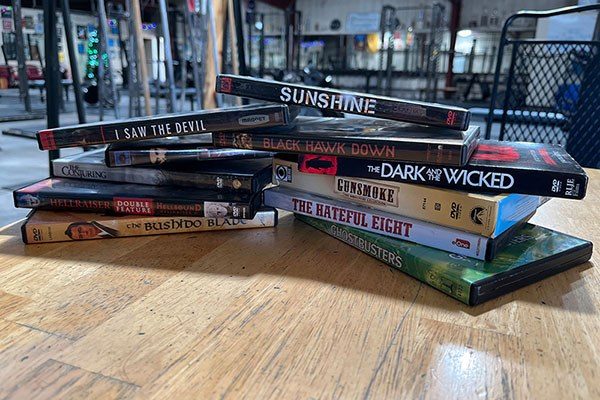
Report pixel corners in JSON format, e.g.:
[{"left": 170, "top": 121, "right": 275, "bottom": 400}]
[{"left": 214, "top": 116, "right": 480, "bottom": 166}]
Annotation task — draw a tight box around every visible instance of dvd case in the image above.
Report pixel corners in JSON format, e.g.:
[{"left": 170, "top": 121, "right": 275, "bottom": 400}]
[
  {"left": 214, "top": 117, "right": 480, "bottom": 166},
  {"left": 37, "top": 104, "right": 290, "bottom": 150},
  {"left": 14, "top": 178, "right": 262, "bottom": 219},
  {"left": 105, "top": 134, "right": 272, "bottom": 167},
  {"left": 298, "top": 140, "right": 588, "bottom": 199},
  {"left": 53, "top": 149, "right": 273, "bottom": 193},
  {"left": 274, "top": 156, "right": 543, "bottom": 237},
  {"left": 216, "top": 74, "right": 471, "bottom": 130},
  {"left": 264, "top": 186, "right": 526, "bottom": 260},
  {"left": 296, "top": 214, "right": 592, "bottom": 305},
  {"left": 21, "top": 208, "right": 278, "bottom": 243}
]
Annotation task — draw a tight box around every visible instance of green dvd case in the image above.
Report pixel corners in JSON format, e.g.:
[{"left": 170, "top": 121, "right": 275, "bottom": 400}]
[{"left": 295, "top": 214, "right": 592, "bottom": 305}]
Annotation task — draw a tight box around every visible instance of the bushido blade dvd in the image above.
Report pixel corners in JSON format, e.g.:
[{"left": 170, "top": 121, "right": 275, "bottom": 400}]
[
  {"left": 53, "top": 149, "right": 273, "bottom": 193},
  {"left": 14, "top": 178, "right": 262, "bottom": 219},
  {"left": 105, "top": 134, "right": 272, "bottom": 167},
  {"left": 263, "top": 186, "right": 528, "bottom": 261},
  {"left": 296, "top": 214, "right": 592, "bottom": 305},
  {"left": 214, "top": 117, "right": 480, "bottom": 166},
  {"left": 21, "top": 208, "right": 278, "bottom": 244},
  {"left": 297, "top": 140, "right": 588, "bottom": 199},
  {"left": 216, "top": 74, "right": 470, "bottom": 130},
  {"left": 37, "top": 104, "right": 290, "bottom": 150}
]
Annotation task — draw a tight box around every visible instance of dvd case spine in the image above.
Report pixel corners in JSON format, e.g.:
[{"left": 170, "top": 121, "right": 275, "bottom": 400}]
[
  {"left": 274, "top": 157, "right": 540, "bottom": 237},
  {"left": 52, "top": 157, "right": 256, "bottom": 192},
  {"left": 37, "top": 104, "right": 290, "bottom": 150},
  {"left": 295, "top": 214, "right": 474, "bottom": 304},
  {"left": 213, "top": 131, "right": 467, "bottom": 165},
  {"left": 216, "top": 74, "right": 470, "bottom": 130},
  {"left": 21, "top": 209, "right": 277, "bottom": 244},
  {"left": 298, "top": 154, "right": 588, "bottom": 199},
  {"left": 264, "top": 186, "right": 492, "bottom": 260},
  {"left": 14, "top": 190, "right": 259, "bottom": 219},
  {"left": 105, "top": 148, "right": 272, "bottom": 167}
]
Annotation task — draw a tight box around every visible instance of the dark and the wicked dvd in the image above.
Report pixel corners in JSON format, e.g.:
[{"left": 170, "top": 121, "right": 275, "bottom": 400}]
[
  {"left": 53, "top": 149, "right": 273, "bottom": 193},
  {"left": 14, "top": 178, "right": 262, "bottom": 219},
  {"left": 105, "top": 134, "right": 272, "bottom": 167},
  {"left": 296, "top": 215, "right": 592, "bottom": 305},
  {"left": 297, "top": 140, "right": 588, "bottom": 199},
  {"left": 37, "top": 104, "right": 290, "bottom": 150},
  {"left": 216, "top": 74, "right": 470, "bottom": 130},
  {"left": 214, "top": 117, "right": 480, "bottom": 166}
]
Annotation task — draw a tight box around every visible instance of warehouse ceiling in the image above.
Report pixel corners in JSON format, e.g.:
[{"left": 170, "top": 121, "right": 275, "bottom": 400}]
[
  {"left": 0, "top": 0, "right": 158, "bottom": 13},
  {"left": 0, "top": 0, "right": 296, "bottom": 13}
]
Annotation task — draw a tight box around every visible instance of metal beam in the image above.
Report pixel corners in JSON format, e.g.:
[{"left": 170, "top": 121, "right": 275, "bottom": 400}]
[
  {"left": 206, "top": 0, "right": 223, "bottom": 107},
  {"left": 61, "top": 0, "right": 86, "bottom": 124},
  {"left": 232, "top": 0, "right": 247, "bottom": 75},
  {"left": 445, "top": 0, "right": 461, "bottom": 95},
  {"left": 131, "top": 0, "right": 152, "bottom": 115},
  {"left": 125, "top": 0, "right": 141, "bottom": 117},
  {"left": 158, "top": 0, "right": 177, "bottom": 112},
  {"left": 12, "top": 0, "right": 31, "bottom": 113},
  {"left": 258, "top": 13, "right": 265, "bottom": 77},
  {"left": 43, "top": 0, "right": 60, "bottom": 168},
  {"left": 97, "top": 0, "right": 120, "bottom": 119},
  {"left": 186, "top": 2, "right": 203, "bottom": 109}
]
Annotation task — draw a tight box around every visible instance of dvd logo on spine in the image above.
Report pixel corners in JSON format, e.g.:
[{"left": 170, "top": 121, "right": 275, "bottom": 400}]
[
  {"left": 219, "top": 77, "right": 233, "bottom": 93},
  {"left": 238, "top": 114, "right": 270, "bottom": 125},
  {"left": 452, "top": 238, "right": 471, "bottom": 249},
  {"left": 113, "top": 198, "right": 154, "bottom": 215},
  {"left": 275, "top": 164, "right": 292, "bottom": 182}
]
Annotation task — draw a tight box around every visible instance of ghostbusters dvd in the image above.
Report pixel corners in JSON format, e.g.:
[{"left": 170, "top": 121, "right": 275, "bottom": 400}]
[{"left": 296, "top": 215, "right": 592, "bottom": 305}]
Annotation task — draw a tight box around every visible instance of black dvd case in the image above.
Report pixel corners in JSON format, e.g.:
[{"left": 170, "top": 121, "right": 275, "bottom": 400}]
[
  {"left": 52, "top": 149, "right": 273, "bottom": 193},
  {"left": 297, "top": 140, "right": 588, "bottom": 199},
  {"left": 37, "top": 104, "right": 290, "bottom": 150},
  {"left": 13, "top": 178, "right": 262, "bottom": 219},
  {"left": 213, "top": 116, "right": 480, "bottom": 166},
  {"left": 216, "top": 74, "right": 470, "bottom": 130},
  {"left": 105, "top": 134, "right": 272, "bottom": 167}
]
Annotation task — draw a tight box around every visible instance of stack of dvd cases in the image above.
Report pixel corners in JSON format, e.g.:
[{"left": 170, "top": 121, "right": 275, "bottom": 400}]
[
  {"left": 11, "top": 74, "right": 593, "bottom": 306},
  {"left": 14, "top": 104, "right": 289, "bottom": 243},
  {"left": 215, "top": 74, "right": 592, "bottom": 305}
]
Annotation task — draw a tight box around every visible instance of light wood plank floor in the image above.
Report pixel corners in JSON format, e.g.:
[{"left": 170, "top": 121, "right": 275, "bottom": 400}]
[{"left": 0, "top": 171, "right": 598, "bottom": 399}]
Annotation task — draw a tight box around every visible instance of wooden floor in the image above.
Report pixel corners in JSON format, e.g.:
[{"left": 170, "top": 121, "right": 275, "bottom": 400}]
[{"left": 0, "top": 171, "right": 598, "bottom": 399}]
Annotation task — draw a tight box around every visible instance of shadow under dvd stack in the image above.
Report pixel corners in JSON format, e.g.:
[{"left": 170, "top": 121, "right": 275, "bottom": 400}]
[{"left": 18, "top": 104, "right": 285, "bottom": 243}]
